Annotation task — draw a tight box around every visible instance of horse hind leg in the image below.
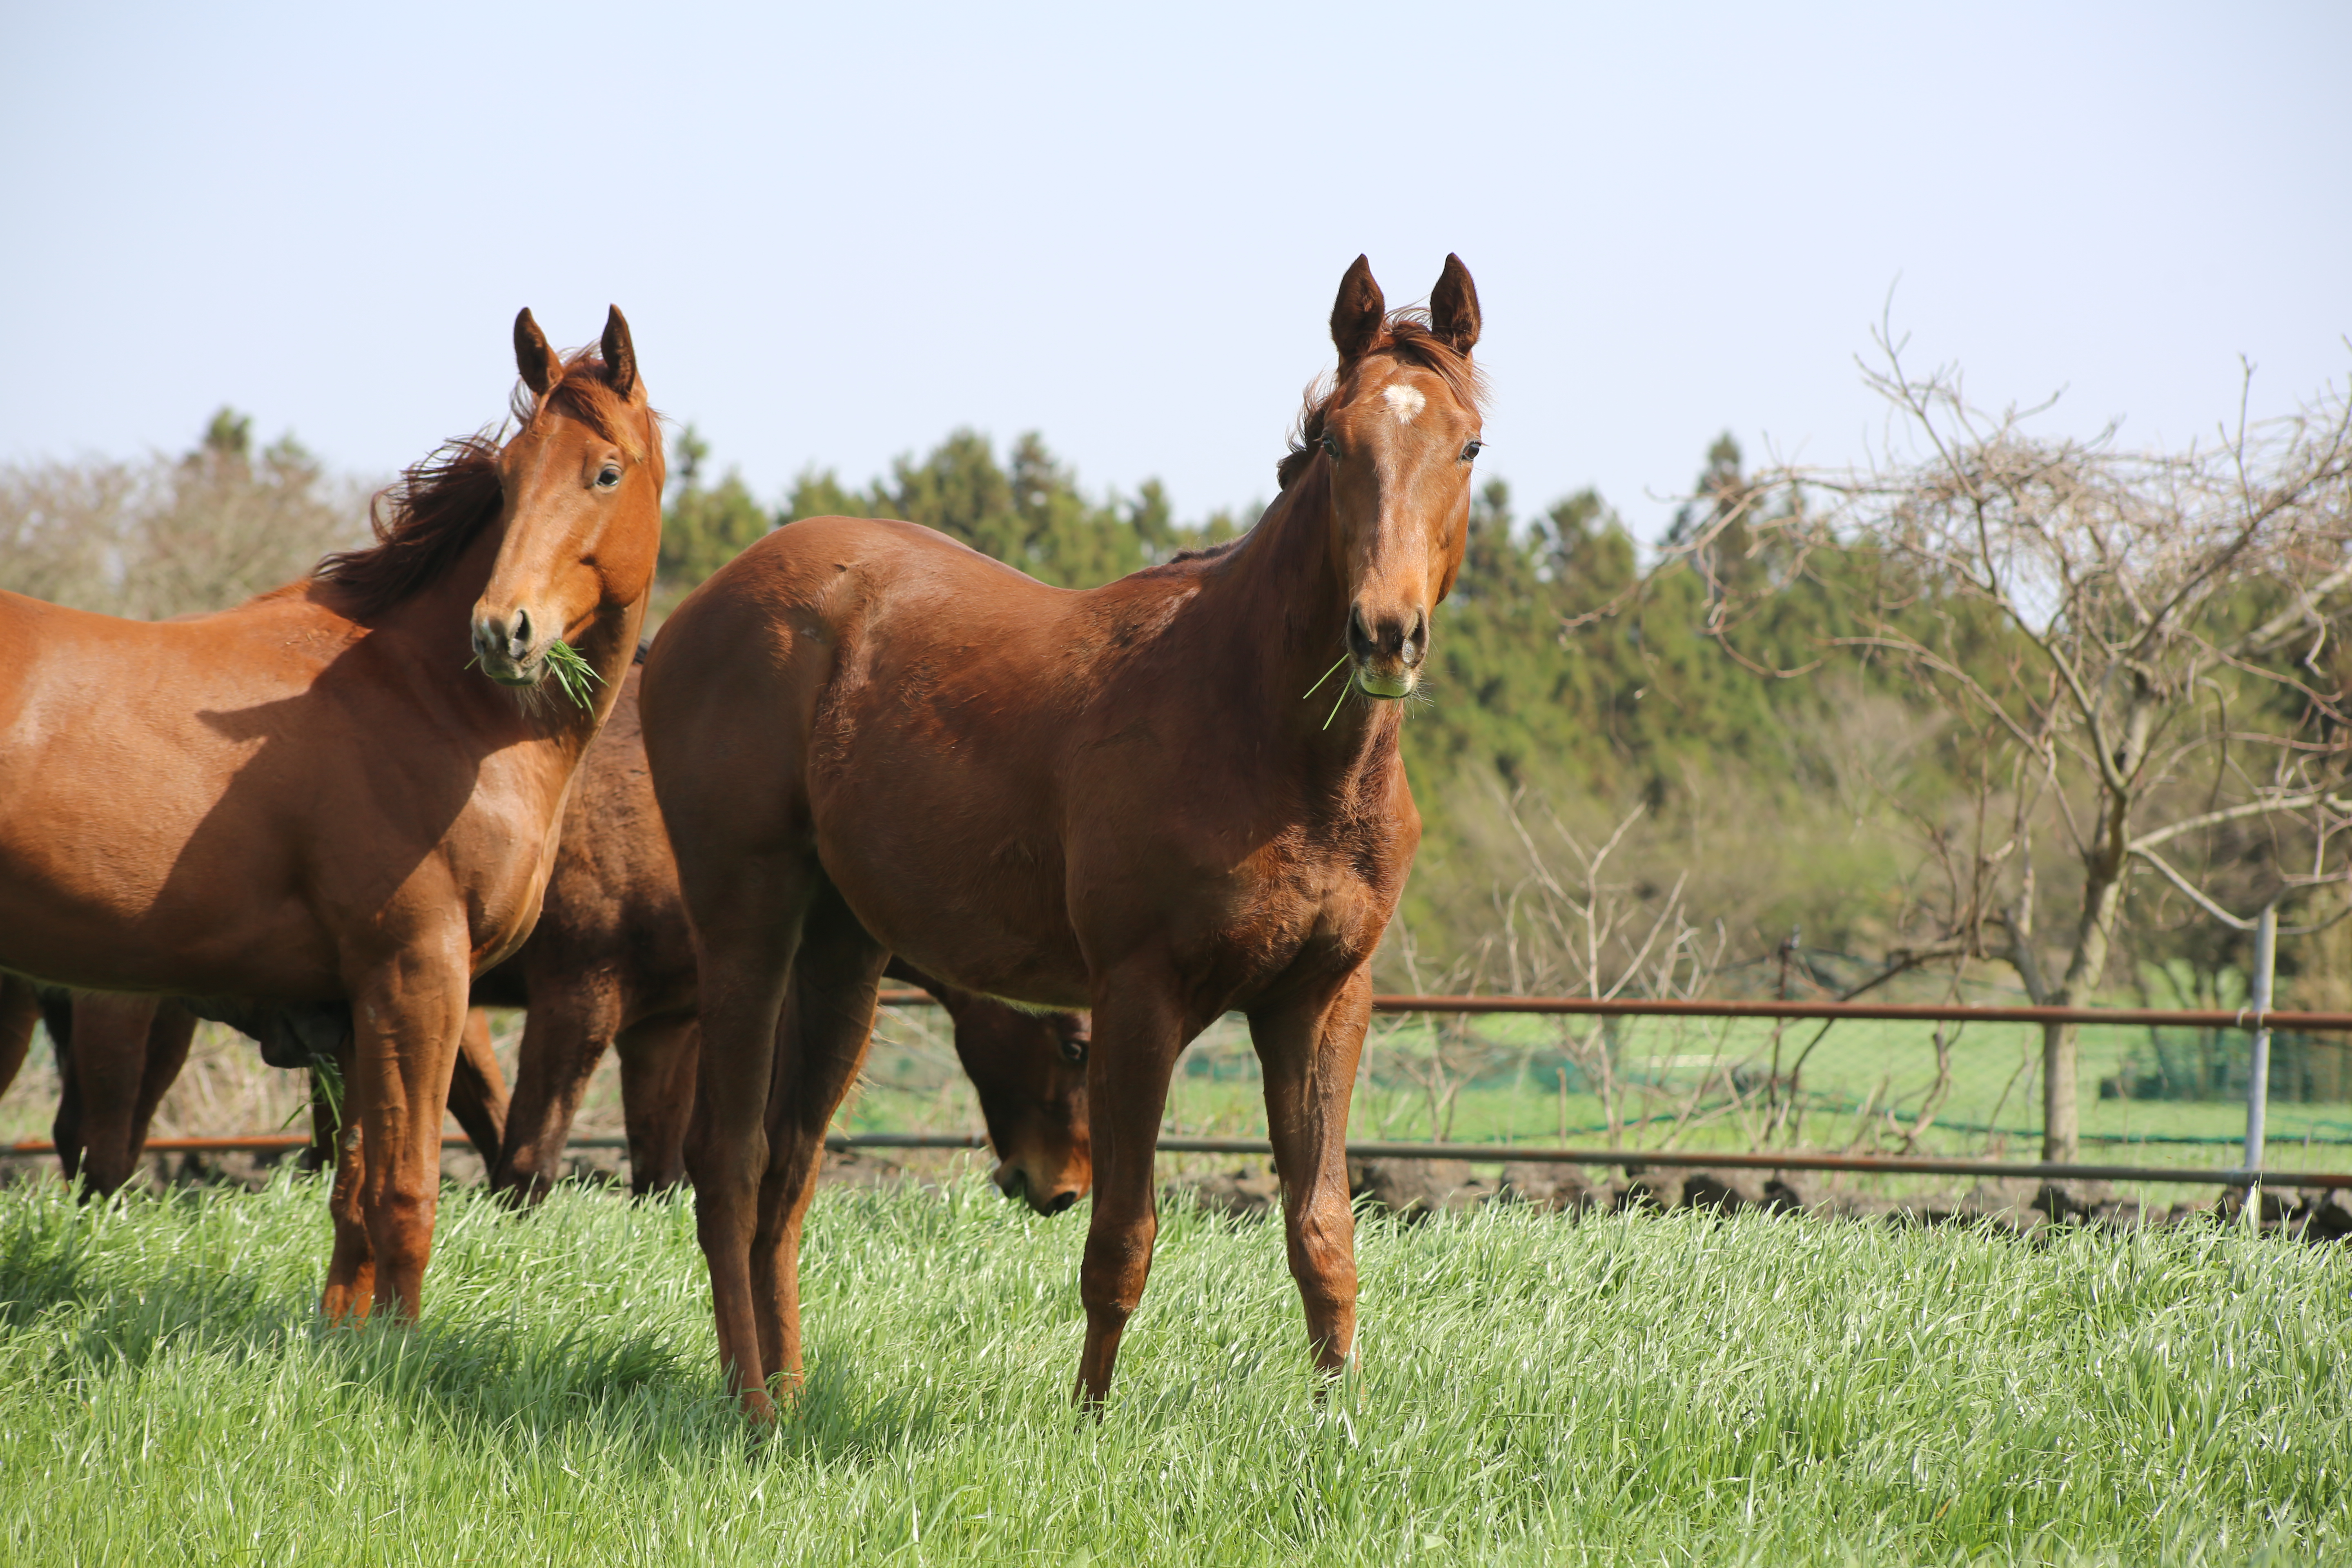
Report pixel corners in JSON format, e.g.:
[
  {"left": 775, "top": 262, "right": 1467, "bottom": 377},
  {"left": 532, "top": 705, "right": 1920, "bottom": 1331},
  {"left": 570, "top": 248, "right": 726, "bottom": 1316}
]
[
  {"left": 445, "top": 1008, "right": 510, "bottom": 1170},
  {"left": 748, "top": 882, "right": 889, "bottom": 1395},
  {"left": 680, "top": 852, "right": 817, "bottom": 1420},
  {"left": 45, "top": 991, "right": 82, "bottom": 1185},
  {"left": 616, "top": 1011, "right": 697, "bottom": 1197},
  {"left": 65, "top": 993, "right": 171, "bottom": 1199},
  {"left": 0, "top": 976, "right": 37, "bottom": 1104},
  {"left": 492, "top": 985, "right": 621, "bottom": 1205},
  {"left": 128, "top": 1001, "right": 198, "bottom": 1162}
]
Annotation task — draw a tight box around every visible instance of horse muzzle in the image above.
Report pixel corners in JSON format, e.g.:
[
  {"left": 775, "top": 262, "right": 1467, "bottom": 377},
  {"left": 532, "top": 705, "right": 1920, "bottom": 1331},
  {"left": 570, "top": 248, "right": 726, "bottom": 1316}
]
[
  {"left": 1347, "top": 603, "right": 1426, "bottom": 699},
  {"left": 993, "top": 1160, "right": 1082, "bottom": 1217},
  {"left": 470, "top": 608, "right": 545, "bottom": 687}
]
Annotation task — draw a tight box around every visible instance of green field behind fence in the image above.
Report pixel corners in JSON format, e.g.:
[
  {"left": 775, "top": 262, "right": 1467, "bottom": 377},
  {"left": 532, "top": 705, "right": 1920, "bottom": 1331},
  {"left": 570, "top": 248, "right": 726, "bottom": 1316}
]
[
  {"left": 1135, "top": 1014, "right": 2352, "bottom": 1170},
  {"left": 7, "top": 993, "right": 2350, "bottom": 1184}
]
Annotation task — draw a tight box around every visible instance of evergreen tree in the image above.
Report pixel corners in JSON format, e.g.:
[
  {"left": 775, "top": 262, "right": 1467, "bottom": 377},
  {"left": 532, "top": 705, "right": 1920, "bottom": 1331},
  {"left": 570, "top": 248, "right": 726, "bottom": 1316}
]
[{"left": 658, "top": 424, "right": 773, "bottom": 590}]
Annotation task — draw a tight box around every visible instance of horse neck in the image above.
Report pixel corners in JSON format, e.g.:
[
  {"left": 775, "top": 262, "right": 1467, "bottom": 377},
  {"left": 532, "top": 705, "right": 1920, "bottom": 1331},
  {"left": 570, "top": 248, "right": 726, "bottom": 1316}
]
[{"left": 1207, "top": 462, "right": 1403, "bottom": 778}]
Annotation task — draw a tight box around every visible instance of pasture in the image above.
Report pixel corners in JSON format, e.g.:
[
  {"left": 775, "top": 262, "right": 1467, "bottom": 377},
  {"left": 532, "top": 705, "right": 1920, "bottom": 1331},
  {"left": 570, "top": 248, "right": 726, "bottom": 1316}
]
[{"left": 1, "top": 1169, "right": 2345, "bottom": 1566}]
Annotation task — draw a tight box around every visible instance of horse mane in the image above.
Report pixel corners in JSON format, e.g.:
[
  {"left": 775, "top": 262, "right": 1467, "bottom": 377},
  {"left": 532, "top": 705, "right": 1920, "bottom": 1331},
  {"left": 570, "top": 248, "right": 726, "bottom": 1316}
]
[
  {"left": 1275, "top": 310, "right": 1488, "bottom": 492},
  {"left": 316, "top": 347, "right": 649, "bottom": 617}
]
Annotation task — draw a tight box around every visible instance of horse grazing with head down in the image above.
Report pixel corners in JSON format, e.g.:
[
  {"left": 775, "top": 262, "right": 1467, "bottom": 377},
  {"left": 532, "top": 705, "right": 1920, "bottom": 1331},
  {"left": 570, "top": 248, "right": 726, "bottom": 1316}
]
[
  {"left": 0, "top": 308, "right": 664, "bottom": 1319},
  {"left": 644, "top": 254, "right": 1484, "bottom": 1417}
]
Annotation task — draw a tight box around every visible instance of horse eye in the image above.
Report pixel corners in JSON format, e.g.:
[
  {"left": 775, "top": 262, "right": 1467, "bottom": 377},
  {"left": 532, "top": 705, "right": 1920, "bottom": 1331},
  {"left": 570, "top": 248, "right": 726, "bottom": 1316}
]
[
  {"left": 1060, "top": 1036, "right": 1088, "bottom": 1066},
  {"left": 1461, "top": 441, "right": 1483, "bottom": 462},
  {"left": 596, "top": 466, "right": 622, "bottom": 488},
  {"left": 1319, "top": 433, "right": 1339, "bottom": 457}
]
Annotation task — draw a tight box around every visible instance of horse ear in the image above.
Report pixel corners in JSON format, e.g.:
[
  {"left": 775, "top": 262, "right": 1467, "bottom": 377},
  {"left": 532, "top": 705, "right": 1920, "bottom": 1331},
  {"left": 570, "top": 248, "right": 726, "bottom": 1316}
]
[
  {"left": 1429, "top": 254, "right": 1481, "bottom": 355},
  {"left": 601, "top": 305, "right": 638, "bottom": 400},
  {"left": 513, "top": 308, "right": 561, "bottom": 397},
  {"left": 1330, "top": 255, "right": 1385, "bottom": 363}
]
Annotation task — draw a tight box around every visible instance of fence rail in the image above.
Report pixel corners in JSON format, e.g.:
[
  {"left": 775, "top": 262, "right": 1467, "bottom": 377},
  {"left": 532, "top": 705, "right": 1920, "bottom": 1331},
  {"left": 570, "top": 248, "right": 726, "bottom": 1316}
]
[
  {"left": 7, "top": 994, "right": 2345, "bottom": 1190},
  {"left": 6, "top": 1128, "right": 2341, "bottom": 1190},
  {"left": 875, "top": 989, "right": 2352, "bottom": 1031}
]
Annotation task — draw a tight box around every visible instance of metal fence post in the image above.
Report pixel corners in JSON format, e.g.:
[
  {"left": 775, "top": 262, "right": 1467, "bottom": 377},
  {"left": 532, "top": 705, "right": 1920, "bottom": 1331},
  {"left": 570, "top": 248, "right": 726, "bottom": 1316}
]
[{"left": 2243, "top": 902, "right": 2277, "bottom": 1204}]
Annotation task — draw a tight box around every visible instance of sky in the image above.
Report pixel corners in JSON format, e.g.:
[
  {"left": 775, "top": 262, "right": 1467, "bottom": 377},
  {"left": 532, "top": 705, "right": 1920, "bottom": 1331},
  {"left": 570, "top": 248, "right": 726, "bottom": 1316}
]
[{"left": 2, "top": 2, "right": 2346, "bottom": 540}]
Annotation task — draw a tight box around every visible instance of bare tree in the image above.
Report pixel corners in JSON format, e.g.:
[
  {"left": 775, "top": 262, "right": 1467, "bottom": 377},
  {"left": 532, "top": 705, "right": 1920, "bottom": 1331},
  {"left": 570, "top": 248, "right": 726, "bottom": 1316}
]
[
  {"left": 1714, "top": 334, "right": 2352, "bottom": 1158},
  {"left": 1427, "top": 795, "right": 1726, "bottom": 1147},
  {"left": 0, "top": 408, "right": 368, "bottom": 619}
]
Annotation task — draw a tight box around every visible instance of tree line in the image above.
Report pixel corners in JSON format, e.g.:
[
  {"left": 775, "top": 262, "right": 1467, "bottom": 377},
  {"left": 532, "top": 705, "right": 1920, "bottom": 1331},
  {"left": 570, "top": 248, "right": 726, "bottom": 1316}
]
[{"left": 10, "top": 367, "right": 2349, "bottom": 1157}]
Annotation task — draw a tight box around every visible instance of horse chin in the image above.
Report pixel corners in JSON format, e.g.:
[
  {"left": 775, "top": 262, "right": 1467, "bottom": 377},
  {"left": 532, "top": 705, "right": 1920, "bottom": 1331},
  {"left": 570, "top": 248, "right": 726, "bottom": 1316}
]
[{"left": 1353, "top": 668, "right": 1416, "bottom": 700}]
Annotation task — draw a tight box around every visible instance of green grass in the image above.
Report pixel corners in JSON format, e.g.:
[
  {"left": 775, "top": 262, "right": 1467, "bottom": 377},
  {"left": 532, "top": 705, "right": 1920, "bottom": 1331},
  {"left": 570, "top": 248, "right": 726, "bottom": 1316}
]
[{"left": 0, "top": 1173, "right": 2346, "bottom": 1564}]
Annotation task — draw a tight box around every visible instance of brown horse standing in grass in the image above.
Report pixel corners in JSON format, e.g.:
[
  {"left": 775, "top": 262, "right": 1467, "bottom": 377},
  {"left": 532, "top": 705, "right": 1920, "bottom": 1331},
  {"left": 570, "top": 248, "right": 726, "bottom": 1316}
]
[
  {"left": 0, "top": 308, "right": 662, "bottom": 1319},
  {"left": 644, "top": 255, "right": 1484, "bottom": 1416},
  {"left": 483, "top": 658, "right": 1094, "bottom": 1209}
]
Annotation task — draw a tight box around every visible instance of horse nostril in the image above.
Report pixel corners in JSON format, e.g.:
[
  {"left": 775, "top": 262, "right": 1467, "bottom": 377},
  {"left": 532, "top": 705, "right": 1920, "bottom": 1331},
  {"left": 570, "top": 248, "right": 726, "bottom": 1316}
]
[
  {"left": 510, "top": 608, "right": 532, "bottom": 657},
  {"left": 1047, "top": 1190, "right": 1078, "bottom": 1215},
  {"left": 1347, "top": 606, "right": 1374, "bottom": 661},
  {"left": 1401, "top": 610, "right": 1428, "bottom": 668}
]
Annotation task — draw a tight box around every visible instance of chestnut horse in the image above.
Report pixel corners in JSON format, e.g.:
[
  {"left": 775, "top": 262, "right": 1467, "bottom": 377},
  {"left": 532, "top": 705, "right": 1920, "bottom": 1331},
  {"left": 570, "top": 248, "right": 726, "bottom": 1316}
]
[
  {"left": 479, "top": 656, "right": 1094, "bottom": 1210},
  {"left": 0, "top": 308, "right": 663, "bottom": 1319},
  {"left": 644, "top": 255, "right": 1484, "bottom": 1415}
]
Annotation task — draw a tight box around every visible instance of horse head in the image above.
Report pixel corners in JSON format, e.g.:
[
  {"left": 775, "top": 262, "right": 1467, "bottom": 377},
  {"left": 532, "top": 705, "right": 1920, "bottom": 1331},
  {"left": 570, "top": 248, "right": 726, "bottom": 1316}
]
[
  {"left": 470, "top": 307, "right": 665, "bottom": 693},
  {"left": 951, "top": 996, "right": 1093, "bottom": 1216},
  {"left": 1312, "top": 254, "right": 1484, "bottom": 700}
]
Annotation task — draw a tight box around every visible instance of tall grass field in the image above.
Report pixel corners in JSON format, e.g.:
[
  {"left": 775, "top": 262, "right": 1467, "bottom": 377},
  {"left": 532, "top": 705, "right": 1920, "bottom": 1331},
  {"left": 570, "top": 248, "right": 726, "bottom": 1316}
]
[{"left": 0, "top": 1171, "right": 2345, "bottom": 1565}]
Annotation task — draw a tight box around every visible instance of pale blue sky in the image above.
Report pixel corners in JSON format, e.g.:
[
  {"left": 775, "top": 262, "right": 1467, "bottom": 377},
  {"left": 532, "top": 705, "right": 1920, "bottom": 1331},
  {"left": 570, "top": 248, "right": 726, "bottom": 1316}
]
[{"left": 2, "top": 2, "right": 2345, "bottom": 537}]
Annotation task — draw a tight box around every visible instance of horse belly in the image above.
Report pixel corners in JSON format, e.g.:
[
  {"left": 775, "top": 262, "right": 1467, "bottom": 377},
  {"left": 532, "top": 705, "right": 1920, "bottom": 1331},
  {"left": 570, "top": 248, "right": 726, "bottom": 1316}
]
[
  {"left": 807, "top": 746, "right": 1089, "bottom": 1011},
  {"left": 0, "top": 800, "right": 338, "bottom": 998}
]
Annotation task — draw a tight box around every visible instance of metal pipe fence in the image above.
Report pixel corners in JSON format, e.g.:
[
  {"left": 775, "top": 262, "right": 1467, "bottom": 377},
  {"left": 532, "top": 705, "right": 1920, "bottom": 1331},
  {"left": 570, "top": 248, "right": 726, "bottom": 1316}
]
[
  {"left": 6, "top": 1127, "right": 2342, "bottom": 1190},
  {"left": 6, "top": 991, "right": 2345, "bottom": 1192}
]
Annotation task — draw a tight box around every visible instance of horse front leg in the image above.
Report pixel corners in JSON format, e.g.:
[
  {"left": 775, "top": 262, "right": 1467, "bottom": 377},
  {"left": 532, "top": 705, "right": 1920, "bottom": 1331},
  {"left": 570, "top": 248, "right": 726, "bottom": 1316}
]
[
  {"left": 347, "top": 948, "right": 470, "bottom": 1319},
  {"left": 320, "top": 1035, "right": 373, "bottom": 1320},
  {"left": 1073, "top": 973, "right": 1189, "bottom": 1411},
  {"left": 1249, "top": 965, "right": 1372, "bottom": 1382}
]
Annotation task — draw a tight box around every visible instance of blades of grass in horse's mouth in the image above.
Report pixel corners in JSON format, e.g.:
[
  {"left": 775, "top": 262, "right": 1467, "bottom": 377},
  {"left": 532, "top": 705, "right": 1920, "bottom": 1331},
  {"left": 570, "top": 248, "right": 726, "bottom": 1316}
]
[
  {"left": 1302, "top": 654, "right": 1349, "bottom": 701},
  {"left": 1323, "top": 677, "right": 1353, "bottom": 731},
  {"left": 542, "top": 640, "right": 602, "bottom": 710}
]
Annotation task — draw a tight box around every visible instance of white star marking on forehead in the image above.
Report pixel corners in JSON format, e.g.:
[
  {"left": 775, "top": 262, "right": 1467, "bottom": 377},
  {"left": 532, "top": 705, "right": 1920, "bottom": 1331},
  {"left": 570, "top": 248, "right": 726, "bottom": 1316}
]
[{"left": 1381, "top": 383, "right": 1426, "bottom": 425}]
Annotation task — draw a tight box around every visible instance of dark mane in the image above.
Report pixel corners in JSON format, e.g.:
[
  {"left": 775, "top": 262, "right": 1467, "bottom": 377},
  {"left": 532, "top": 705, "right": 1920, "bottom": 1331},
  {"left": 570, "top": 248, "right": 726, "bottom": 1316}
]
[
  {"left": 1276, "top": 311, "right": 1488, "bottom": 492},
  {"left": 316, "top": 347, "right": 648, "bottom": 617}
]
